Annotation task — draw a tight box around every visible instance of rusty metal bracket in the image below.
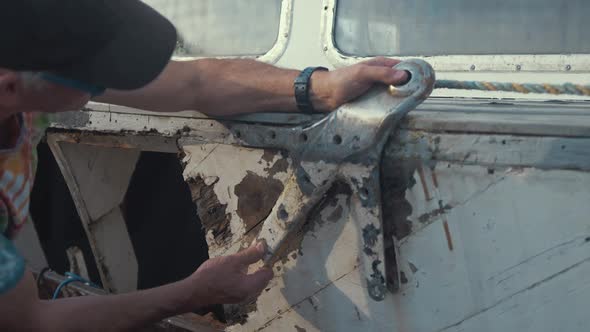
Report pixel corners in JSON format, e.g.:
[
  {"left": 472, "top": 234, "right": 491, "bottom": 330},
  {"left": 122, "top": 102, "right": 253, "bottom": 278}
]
[{"left": 236, "top": 59, "right": 434, "bottom": 301}]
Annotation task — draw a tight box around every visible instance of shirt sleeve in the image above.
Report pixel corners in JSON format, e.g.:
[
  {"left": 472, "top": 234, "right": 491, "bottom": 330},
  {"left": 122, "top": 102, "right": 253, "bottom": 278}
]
[{"left": 0, "top": 233, "right": 25, "bottom": 294}]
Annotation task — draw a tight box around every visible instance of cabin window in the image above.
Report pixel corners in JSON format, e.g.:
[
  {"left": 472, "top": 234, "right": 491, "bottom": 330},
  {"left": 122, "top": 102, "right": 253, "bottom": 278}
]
[
  {"left": 143, "top": 0, "right": 283, "bottom": 57},
  {"left": 334, "top": 0, "right": 590, "bottom": 57}
]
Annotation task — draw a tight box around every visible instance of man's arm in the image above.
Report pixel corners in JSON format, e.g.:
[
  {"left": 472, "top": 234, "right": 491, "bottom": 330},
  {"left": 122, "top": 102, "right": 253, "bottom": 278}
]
[
  {"left": 0, "top": 243, "right": 272, "bottom": 332},
  {"left": 93, "top": 57, "right": 408, "bottom": 116}
]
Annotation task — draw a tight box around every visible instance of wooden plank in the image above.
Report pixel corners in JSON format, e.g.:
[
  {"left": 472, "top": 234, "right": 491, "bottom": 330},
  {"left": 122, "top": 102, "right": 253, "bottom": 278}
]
[{"left": 58, "top": 142, "right": 140, "bottom": 221}]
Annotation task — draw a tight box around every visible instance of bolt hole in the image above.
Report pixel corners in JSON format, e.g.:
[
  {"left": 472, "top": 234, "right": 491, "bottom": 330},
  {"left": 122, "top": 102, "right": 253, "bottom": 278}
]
[
  {"left": 501, "top": 140, "right": 506, "bottom": 145},
  {"left": 278, "top": 207, "right": 289, "bottom": 220},
  {"left": 561, "top": 145, "right": 566, "bottom": 150},
  {"left": 235, "top": 130, "right": 241, "bottom": 139},
  {"left": 394, "top": 70, "right": 412, "bottom": 87},
  {"left": 361, "top": 188, "right": 370, "bottom": 198},
  {"left": 269, "top": 131, "right": 276, "bottom": 139},
  {"left": 333, "top": 135, "right": 342, "bottom": 145},
  {"left": 324, "top": 5, "right": 328, "bottom": 10},
  {"left": 300, "top": 133, "right": 308, "bottom": 142},
  {"left": 585, "top": 237, "right": 590, "bottom": 242}
]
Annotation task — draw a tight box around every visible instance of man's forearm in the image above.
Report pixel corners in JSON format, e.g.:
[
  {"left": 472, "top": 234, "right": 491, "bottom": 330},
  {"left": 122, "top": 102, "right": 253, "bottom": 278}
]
[
  {"left": 37, "top": 279, "right": 192, "bottom": 332},
  {"left": 95, "top": 59, "right": 332, "bottom": 116},
  {"left": 94, "top": 57, "right": 407, "bottom": 117},
  {"left": 0, "top": 272, "right": 197, "bottom": 332},
  {"left": 188, "top": 58, "right": 324, "bottom": 115}
]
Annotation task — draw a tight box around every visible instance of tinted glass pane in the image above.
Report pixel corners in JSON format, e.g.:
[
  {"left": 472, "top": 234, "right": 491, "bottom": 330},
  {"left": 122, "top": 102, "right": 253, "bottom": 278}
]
[
  {"left": 144, "top": 0, "right": 282, "bottom": 56},
  {"left": 335, "top": 0, "right": 590, "bottom": 56}
]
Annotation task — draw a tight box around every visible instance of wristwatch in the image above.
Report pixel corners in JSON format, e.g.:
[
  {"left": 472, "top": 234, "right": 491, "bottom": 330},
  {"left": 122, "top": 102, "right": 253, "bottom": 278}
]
[{"left": 294, "top": 66, "right": 328, "bottom": 113}]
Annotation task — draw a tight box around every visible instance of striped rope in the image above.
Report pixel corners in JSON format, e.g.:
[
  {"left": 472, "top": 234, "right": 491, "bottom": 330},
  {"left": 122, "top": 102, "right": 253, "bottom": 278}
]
[{"left": 435, "top": 80, "right": 590, "bottom": 96}]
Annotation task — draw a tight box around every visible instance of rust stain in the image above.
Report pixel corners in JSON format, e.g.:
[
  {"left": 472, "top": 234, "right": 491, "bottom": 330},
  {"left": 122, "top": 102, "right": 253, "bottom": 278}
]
[
  {"left": 417, "top": 203, "right": 453, "bottom": 224},
  {"left": 443, "top": 219, "right": 454, "bottom": 251},
  {"left": 381, "top": 159, "right": 415, "bottom": 240},
  {"left": 234, "top": 171, "right": 284, "bottom": 232},
  {"left": 380, "top": 155, "right": 418, "bottom": 292},
  {"left": 186, "top": 176, "right": 232, "bottom": 245},
  {"left": 307, "top": 298, "right": 319, "bottom": 311},
  {"left": 224, "top": 300, "right": 258, "bottom": 325},
  {"left": 400, "top": 271, "right": 408, "bottom": 284},
  {"left": 417, "top": 166, "right": 432, "bottom": 201},
  {"left": 354, "top": 306, "right": 362, "bottom": 321},
  {"left": 261, "top": 149, "right": 276, "bottom": 164},
  {"left": 265, "top": 158, "right": 289, "bottom": 177},
  {"left": 408, "top": 262, "right": 418, "bottom": 274}
]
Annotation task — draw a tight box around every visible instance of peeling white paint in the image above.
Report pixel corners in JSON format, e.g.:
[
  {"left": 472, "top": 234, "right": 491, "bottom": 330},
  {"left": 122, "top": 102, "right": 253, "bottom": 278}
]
[{"left": 182, "top": 143, "right": 291, "bottom": 255}]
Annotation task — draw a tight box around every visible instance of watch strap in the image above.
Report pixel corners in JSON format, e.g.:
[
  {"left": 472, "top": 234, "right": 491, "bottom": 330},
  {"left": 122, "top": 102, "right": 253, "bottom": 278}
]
[{"left": 294, "top": 66, "right": 328, "bottom": 113}]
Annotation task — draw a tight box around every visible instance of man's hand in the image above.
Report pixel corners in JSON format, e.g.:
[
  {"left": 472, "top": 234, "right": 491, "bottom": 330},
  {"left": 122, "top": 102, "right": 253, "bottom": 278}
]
[
  {"left": 182, "top": 242, "right": 273, "bottom": 309},
  {"left": 310, "top": 57, "right": 409, "bottom": 111}
]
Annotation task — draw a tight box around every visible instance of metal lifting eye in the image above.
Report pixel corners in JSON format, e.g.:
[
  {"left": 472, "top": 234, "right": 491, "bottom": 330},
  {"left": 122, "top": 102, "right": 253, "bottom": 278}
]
[
  {"left": 395, "top": 70, "right": 412, "bottom": 86},
  {"left": 389, "top": 70, "right": 414, "bottom": 96}
]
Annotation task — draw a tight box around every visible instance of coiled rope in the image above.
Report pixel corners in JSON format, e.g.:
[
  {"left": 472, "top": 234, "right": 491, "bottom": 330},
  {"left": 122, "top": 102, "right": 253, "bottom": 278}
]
[{"left": 435, "top": 80, "right": 590, "bottom": 96}]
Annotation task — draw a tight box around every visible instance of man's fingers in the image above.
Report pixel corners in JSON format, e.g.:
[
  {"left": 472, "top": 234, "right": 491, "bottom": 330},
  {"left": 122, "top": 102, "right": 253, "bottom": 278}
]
[
  {"left": 361, "top": 56, "right": 401, "bottom": 68},
  {"left": 233, "top": 242, "right": 266, "bottom": 266},
  {"left": 361, "top": 66, "right": 409, "bottom": 86},
  {"left": 242, "top": 267, "right": 274, "bottom": 295}
]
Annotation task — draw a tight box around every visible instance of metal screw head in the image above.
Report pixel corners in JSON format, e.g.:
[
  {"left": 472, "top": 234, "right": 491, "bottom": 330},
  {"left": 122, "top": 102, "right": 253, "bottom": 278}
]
[
  {"left": 323, "top": 46, "right": 328, "bottom": 52},
  {"left": 516, "top": 64, "right": 522, "bottom": 71},
  {"left": 470, "top": 65, "right": 476, "bottom": 71},
  {"left": 565, "top": 64, "right": 572, "bottom": 71}
]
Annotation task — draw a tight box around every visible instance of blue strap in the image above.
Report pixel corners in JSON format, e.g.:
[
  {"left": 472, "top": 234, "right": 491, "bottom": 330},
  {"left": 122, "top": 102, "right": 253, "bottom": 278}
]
[
  {"left": 40, "top": 73, "right": 106, "bottom": 97},
  {"left": 52, "top": 272, "right": 100, "bottom": 300},
  {"left": 0, "top": 233, "right": 25, "bottom": 294}
]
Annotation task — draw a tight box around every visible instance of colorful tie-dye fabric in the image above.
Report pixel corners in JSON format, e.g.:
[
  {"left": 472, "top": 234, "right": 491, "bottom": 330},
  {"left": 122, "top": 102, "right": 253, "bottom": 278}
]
[{"left": 0, "top": 112, "right": 48, "bottom": 293}]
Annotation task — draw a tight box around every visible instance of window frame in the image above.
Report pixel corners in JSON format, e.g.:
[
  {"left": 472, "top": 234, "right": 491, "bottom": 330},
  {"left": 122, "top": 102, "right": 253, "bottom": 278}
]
[
  {"left": 320, "top": 0, "right": 590, "bottom": 72},
  {"left": 168, "top": 0, "right": 292, "bottom": 63}
]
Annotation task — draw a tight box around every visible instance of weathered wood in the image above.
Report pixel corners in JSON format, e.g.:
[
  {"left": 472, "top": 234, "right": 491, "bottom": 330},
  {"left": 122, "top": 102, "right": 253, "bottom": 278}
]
[{"left": 47, "top": 139, "right": 140, "bottom": 293}]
